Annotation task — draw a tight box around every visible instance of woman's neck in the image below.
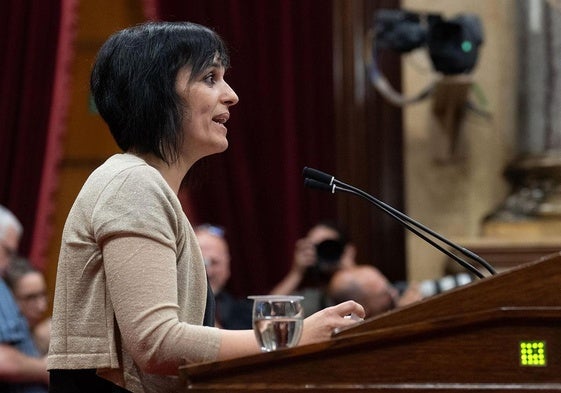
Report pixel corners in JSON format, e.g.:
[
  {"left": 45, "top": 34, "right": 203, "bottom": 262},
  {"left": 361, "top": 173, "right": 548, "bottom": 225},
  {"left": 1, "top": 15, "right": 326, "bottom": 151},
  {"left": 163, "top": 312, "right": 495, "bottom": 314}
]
[{"left": 131, "top": 152, "right": 191, "bottom": 195}]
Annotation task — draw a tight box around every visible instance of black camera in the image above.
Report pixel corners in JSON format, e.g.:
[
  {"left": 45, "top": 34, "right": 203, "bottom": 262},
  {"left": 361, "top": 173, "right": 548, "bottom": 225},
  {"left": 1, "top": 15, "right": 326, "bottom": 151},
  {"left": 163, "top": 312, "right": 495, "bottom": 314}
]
[
  {"left": 374, "top": 9, "right": 484, "bottom": 75},
  {"left": 299, "top": 239, "right": 346, "bottom": 288},
  {"left": 315, "top": 239, "right": 345, "bottom": 271},
  {"left": 426, "top": 14, "right": 483, "bottom": 75}
]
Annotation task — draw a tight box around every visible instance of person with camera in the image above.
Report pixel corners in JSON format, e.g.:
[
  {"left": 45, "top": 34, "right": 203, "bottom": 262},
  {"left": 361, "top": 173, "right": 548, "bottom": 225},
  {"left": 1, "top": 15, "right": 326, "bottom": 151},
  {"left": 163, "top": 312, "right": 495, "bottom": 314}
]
[
  {"left": 270, "top": 220, "right": 427, "bottom": 318},
  {"left": 269, "top": 220, "right": 357, "bottom": 316}
]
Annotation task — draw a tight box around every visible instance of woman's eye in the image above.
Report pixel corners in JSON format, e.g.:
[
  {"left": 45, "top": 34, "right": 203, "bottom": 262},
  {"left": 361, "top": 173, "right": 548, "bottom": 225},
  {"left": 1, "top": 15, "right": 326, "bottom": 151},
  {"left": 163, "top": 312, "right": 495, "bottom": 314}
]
[{"left": 204, "top": 73, "right": 216, "bottom": 85}]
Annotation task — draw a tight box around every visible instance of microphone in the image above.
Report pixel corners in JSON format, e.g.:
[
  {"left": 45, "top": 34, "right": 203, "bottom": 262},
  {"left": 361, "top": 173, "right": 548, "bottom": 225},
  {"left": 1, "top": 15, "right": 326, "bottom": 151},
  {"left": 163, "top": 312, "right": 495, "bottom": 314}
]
[{"left": 302, "top": 166, "right": 496, "bottom": 279}]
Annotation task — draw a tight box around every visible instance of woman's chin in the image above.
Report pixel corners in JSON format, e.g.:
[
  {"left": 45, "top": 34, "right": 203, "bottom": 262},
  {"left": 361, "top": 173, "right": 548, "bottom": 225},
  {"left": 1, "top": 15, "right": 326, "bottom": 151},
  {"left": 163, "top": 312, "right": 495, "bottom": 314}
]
[
  {"left": 215, "top": 139, "right": 229, "bottom": 153},
  {"left": 204, "top": 142, "right": 229, "bottom": 158}
]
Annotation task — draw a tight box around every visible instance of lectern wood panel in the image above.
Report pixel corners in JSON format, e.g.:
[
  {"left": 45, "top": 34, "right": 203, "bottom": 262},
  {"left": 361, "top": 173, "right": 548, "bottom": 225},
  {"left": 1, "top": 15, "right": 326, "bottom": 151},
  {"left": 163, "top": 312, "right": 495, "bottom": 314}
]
[{"left": 180, "top": 253, "right": 561, "bottom": 392}]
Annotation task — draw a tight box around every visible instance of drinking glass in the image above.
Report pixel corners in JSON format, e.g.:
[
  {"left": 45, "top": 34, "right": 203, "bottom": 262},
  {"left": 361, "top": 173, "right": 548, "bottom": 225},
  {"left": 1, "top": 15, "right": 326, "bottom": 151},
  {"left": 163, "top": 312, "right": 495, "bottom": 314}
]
[{"left": 247, "top": 295, "right": 304, "bottom": 352}]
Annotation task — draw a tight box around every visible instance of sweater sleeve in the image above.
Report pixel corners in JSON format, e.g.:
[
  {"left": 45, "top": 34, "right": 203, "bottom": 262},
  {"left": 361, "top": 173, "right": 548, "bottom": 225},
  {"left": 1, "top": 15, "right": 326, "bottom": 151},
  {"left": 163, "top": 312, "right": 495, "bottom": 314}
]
[
  {"left": 103, "top": 236, "right": 220, "bottom": 373},
  {"left": 92, "top": 166, "right": 221, "bottom": 374}
]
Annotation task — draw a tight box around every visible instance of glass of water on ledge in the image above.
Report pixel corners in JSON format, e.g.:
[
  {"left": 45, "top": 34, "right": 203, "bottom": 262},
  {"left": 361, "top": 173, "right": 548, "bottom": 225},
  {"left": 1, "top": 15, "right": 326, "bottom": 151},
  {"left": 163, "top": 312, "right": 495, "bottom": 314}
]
[{"left": 248, "top": 295, "right": 304, "bottom": 352}]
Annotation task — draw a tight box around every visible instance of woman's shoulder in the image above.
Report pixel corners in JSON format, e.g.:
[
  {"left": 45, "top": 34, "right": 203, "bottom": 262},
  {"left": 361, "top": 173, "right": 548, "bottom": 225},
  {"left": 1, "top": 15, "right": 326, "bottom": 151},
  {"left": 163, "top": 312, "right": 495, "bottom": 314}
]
[
  {"left": 93, "top": 155, "right": 184, "bottom": 225},
  {"left": 95, "top": 153, "right": 159, "bottom": 179},
  {"left": 86, "top": 153, "right": 171, "bottom": 196}
]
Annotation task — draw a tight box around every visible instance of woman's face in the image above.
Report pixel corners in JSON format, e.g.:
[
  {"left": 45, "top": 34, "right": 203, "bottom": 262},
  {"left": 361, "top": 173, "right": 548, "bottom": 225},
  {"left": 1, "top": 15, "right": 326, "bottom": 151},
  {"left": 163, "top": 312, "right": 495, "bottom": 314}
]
[{"left": 175, "top": 58, "right": 239, "bottom": 162}]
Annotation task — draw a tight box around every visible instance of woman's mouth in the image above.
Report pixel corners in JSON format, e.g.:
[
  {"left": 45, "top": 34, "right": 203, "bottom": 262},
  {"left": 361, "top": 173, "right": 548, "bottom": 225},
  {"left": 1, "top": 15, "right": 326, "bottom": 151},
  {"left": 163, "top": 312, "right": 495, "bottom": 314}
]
[{"left": 212, "top": 113, "right": 230, "bottom": 126}]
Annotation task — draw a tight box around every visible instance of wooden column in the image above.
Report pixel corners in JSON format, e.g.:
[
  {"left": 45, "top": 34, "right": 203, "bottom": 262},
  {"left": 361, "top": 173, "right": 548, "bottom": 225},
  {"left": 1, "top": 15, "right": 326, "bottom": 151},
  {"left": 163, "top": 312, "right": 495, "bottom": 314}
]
[{"left": 332, "top": 0, "right": 405, "bottom": 281}]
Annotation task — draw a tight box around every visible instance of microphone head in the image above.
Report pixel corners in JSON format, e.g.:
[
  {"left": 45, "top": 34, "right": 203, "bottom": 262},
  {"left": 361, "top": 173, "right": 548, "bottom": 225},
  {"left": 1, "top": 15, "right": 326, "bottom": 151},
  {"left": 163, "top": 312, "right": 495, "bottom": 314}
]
[
  {"left": 304, "top": 178, "right": 334, "bottom": 192},
  {"left": 302, "top": 167, "right": 334, "bottom": 185}
]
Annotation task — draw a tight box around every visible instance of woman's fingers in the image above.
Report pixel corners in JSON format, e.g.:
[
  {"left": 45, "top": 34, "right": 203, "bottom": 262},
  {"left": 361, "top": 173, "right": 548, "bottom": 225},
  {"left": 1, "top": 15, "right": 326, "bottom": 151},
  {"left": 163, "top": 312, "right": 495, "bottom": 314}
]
[
  {"left": 300, "top": 300, "right": 365, "bottom": 345},
  {"left": 331, "top": 300, "right": 366, "bottom": 320},
  {"left": 326, "top": 300, "right": 365, "bottom": 335}
]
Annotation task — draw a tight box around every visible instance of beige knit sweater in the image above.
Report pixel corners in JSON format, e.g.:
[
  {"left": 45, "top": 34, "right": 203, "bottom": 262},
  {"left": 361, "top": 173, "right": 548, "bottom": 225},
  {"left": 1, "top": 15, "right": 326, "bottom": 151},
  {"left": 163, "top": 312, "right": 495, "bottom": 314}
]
[{"left": 47, "top": 153, "right": 221, "bottom": 393}]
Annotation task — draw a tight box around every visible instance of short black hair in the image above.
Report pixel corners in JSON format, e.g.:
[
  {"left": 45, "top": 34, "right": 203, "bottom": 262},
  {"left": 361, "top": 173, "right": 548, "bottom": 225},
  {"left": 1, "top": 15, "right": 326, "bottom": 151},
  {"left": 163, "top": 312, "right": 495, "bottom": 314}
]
[{"left": 91, "top": 21, "right": 230, "bottom": 164}]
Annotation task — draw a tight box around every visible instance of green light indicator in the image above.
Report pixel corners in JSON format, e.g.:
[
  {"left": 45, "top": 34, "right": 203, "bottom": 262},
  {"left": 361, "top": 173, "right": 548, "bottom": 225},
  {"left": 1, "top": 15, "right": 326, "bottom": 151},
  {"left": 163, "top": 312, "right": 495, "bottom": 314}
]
[
  {"left": 461, "top": 41, "right": 473, "bottom": 52},
  {"left": 520, "top": 341, "right": 546, "bottom": 366}
]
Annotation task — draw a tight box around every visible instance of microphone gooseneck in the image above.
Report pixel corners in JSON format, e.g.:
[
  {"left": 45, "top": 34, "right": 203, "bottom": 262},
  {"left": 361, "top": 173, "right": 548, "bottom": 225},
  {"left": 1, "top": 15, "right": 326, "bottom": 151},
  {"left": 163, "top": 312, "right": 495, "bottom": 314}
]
[{"left": 302, "top": 166, "right": 496, "bottom": 279}]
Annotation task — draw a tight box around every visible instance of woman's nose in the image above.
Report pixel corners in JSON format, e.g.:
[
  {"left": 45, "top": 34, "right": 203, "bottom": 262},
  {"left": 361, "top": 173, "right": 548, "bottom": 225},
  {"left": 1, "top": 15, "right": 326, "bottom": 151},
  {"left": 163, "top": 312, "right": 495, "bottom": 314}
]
[{"left": 223, "top": 82, "right": 239, "bottom": 106}]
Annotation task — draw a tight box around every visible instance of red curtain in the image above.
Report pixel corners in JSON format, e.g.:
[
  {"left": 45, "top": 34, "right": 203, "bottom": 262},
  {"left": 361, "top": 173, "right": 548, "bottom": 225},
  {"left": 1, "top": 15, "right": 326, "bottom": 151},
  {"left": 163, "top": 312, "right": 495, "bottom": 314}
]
[
  {"left": 147, "top": 0, "right": 339, "bottom": 296},
  {"left": 0, "top": 0, "right": 78, "bottom": 269},
  {"left": 1, "top": 0, "right": 400, "bottom": 295}
]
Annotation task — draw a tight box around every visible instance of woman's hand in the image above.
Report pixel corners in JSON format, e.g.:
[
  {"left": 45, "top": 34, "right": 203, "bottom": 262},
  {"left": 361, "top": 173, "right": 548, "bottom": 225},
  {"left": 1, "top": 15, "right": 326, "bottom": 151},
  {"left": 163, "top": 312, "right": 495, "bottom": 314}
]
[{"left": 299, "top": 300, "right": 365, "bottom": 345}]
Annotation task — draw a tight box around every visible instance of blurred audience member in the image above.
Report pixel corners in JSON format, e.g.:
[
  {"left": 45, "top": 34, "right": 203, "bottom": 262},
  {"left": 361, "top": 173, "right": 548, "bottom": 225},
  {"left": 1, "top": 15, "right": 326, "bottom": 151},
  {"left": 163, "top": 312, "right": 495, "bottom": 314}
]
[
  {"left": 5, "top": 257, "right": 51, "bottom": 355},
  {"left": 329, "top": 265, "right": 476, "bottom": 319},
  {"left": 328, "top": 265, "right": 423, "bottom": 318},
  {"left": 270, "top": 220, "right": 357, "bottom": 316},
  {"left": 195, "top": 224, "right": 252, "bottom": 330},
  {"left": 0, "top": 205, "right": 48, "bottom": 392}
]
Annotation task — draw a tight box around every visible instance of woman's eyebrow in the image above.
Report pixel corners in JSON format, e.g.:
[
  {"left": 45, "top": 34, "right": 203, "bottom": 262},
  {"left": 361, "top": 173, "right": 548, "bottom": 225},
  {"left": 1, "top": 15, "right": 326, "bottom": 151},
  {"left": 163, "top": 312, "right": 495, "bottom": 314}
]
[{"left": 210, "top": 62, "right": 227, "bottom": 70}]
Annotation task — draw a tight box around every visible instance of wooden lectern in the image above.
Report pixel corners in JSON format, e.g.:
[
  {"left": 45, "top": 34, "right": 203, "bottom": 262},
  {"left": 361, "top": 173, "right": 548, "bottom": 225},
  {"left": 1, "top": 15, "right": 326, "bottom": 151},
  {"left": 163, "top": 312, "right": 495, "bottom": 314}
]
[{"left": 180, "top": 253, "right": 561, "bottom": 392}]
